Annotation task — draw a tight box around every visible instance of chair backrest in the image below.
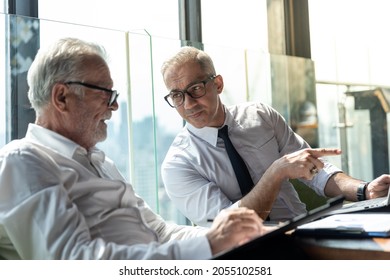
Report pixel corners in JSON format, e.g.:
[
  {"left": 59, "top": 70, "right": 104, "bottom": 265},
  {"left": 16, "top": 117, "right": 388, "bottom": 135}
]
[{"left": 290, "top": 179, "right": 327, "bottom": 211}]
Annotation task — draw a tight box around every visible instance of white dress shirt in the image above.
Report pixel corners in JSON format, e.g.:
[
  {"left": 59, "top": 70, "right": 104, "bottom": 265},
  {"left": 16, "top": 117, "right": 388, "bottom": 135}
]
[
  {"left": 162, "top": 102, "right": 342, "bottom": 226},
  {"left": 0, "top": 124, "right": 210, "bottom": 260}
]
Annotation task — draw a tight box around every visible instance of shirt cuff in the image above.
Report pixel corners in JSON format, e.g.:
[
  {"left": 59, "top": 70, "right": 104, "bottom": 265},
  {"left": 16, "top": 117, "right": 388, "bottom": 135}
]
[
  {"left": 229, "top": 200, "right": 240, "bottom": 209},
  {"left": 178, "top": 236, "right": 212, "bottom": 259}
]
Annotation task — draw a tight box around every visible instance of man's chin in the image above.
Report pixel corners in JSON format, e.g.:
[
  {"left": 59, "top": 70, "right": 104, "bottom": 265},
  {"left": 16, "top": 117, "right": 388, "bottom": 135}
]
[
  {"left": 95, "top": 130, "right": 107, "bottom": 143},
  {"left": 186, "top": 119, "right": 207, "bottom": 129}
]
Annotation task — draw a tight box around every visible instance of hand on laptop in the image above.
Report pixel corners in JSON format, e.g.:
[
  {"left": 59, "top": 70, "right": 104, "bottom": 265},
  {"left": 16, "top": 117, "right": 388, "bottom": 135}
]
[{"left": 366, "top": 175, "right": 390, "bottom": 199}]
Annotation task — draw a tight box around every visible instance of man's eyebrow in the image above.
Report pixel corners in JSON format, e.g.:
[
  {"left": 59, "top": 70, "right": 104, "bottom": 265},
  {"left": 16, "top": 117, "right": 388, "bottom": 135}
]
[{"left": 170, "top": 78, "right": 204, "bottom": 92}]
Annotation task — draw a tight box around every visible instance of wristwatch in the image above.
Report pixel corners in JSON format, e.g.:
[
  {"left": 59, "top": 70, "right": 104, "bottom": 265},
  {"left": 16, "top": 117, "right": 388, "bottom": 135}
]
[{"left": 357, "top": 182, "right": 368, "bottom": 201}]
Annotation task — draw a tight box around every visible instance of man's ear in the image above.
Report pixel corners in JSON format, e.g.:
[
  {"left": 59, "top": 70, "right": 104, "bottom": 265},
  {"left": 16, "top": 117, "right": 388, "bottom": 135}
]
[
  {"left": 51, "top": 83, "right": 68, "bottom": 111},
  {"left": 215, "top": 75, "right": 224, "bottom": 94}
]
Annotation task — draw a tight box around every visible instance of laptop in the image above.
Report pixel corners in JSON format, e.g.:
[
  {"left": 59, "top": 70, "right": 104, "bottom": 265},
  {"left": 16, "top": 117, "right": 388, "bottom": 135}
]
[
  {"left": 326, "top": 187, "right": 390, "bottom": 216},
  {"left": 212, "top": 195, "right": 345, "bottom": 260},
  {"left": 294, "top": 213, "right": 390, "bottom": 238}
]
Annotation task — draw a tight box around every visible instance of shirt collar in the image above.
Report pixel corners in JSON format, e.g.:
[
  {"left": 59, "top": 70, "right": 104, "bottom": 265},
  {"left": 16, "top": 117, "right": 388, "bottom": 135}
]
[
  {"left": 186, "top": 106, "right": 235, "bottom": 147},
  {"left": 187, "top": 124, "right": 219, "bottom": 146},
  {"left": 25, "top": 123, "right": 105, "bottom": 162}
]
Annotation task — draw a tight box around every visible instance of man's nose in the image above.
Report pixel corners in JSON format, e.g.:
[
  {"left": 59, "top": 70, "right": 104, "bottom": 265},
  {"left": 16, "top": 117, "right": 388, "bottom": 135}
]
[
  {"left": 108, "top": 100, "right": 119, "bottom": 111},
  {"left": 183, "top": 92, "right": 197, "bottom": 109}
]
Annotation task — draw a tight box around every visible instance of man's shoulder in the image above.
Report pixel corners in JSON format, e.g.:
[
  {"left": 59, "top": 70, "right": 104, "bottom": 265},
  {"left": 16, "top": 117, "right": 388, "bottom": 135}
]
[
  {"left": 168, "top": 128, "right": 192, "bottom": 151},
  {"left": 163, "top": 127, "right": 206, "bottom": 167},
  {"left": 227, "top": 101, "right": 271, "bottom": 111},
  {"left": 226, "top": 101, "right": 275, "bottom": 118},
  {"left": 0, "top": 138, "right": 53, "bottom": 161},
  {"left": 1, "top": 138, "right": 31, "bottom": 155}
]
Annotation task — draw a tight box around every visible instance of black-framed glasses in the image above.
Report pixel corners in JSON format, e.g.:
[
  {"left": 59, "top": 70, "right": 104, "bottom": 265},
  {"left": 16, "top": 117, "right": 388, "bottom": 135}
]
[
  {"left": 65, "top": 81, "right": 119, "bottom": 107},
  {"left": 164, "top": 75, "right": 217, "bottom": 108}
]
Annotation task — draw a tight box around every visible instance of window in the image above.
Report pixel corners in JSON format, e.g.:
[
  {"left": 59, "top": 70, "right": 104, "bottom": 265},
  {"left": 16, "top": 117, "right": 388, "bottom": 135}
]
[
  {"left": 309, "top": 0, "right": 390, "bottom": 180},
  {"left": 202, "top": 0, "right": 268, "bottom": 51}
]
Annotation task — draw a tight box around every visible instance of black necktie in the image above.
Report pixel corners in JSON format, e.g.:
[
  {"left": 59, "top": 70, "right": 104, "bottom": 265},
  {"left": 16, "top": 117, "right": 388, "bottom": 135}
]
[{"left": 218, "top": 125, "right": 254, "bottom": 196}]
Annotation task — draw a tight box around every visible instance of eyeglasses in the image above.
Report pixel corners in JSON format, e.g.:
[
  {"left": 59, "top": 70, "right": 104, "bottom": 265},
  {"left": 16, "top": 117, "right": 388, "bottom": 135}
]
[
  {"left": 65, "top": 81, "right": 119, "bottom": 107},
  {"left": 164, "top": 75, "right": 216, "bottom": 108}
]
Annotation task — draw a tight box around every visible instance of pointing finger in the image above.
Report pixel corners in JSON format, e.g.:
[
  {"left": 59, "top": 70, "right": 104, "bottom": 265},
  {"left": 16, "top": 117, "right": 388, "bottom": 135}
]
[{"left": 308, "top": 148, "right": 342, "bottom": 158}]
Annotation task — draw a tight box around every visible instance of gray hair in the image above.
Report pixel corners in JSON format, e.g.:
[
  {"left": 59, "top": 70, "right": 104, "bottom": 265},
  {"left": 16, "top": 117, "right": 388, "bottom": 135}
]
[
  {"left": 27, "top": 37, "right": 107, "bottom": 114},
  {"left": 160, "top": 46, "right": 216, "bottom": 78}
]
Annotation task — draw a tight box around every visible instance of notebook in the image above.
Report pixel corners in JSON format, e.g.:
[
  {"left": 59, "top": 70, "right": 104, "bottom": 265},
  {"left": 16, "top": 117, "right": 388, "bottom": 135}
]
[
  {"left": 212, "top": 195, "right": 345, "bottom": 260},
  {"left": 294, "top": 213, "right": 390, "bottom": 237},
  {"left": 326, "top": 187, "right": 390, "bottom": 216}
]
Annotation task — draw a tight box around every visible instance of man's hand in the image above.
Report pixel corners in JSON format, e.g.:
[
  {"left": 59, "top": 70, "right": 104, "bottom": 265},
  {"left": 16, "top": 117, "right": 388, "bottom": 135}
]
[
  {"left": 366, "top": 174, "right": 390, "bottom": 199},
  {"left": 205, "top": 207, "right": 266, "bottom": 255},
  {"left": 272, "top": 148, "right": 342, "bottom": 181}
]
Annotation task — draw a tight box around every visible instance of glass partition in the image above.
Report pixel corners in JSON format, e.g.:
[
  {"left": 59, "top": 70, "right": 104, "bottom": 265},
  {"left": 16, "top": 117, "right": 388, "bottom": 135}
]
[
  {"left": 126, "top": 32, "right": 188, "bottom": 223},
  {"left": 204, "top": 45, "right": 251, "bottom": 106},
  {"left": 38, "top": 0, "right": 180, "bottom": 39},
  {"left": 145, "top": 37, "right": 189, "bottom": 223},
  {"left": 0, "top": 13, "right": 5, "bottom": 147}
]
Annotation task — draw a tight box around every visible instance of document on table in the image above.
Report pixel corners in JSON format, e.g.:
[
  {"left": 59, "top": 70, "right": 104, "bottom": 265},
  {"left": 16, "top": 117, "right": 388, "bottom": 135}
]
[{"left": 294, "top": 213, "right": 390, "bottom": 237}]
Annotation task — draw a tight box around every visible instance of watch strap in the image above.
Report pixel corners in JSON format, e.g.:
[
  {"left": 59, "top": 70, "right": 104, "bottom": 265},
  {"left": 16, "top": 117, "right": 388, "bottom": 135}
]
[{"left": 357, "top": 182, "right": 368, "bottom": 201}]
